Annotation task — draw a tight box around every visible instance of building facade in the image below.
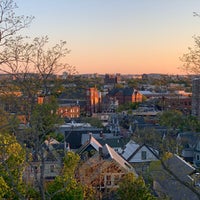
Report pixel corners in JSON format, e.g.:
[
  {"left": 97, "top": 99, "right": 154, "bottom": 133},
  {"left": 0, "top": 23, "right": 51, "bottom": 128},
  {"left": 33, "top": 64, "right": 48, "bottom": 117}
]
[
  {"left": 192, "top": 78, "right": 200, "bottom": 119},
  {"left": 86, "top": 87, "right": 101, "bottom": 115}
]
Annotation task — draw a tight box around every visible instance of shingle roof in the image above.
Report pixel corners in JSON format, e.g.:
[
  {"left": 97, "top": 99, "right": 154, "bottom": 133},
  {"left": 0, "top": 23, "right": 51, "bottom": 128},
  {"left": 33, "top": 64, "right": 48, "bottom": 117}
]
[
  {"left": 164, "top": 154, "right": 195, "bottom": 183},
  {"left": 98, "top": 137, "right": 129, "bottom": 149},
  {"left": 121, "top": 140, "right": 159, "bottom": 162},
  {"left": 123, "top": 88, "right": 134, "bottom": 96},
  {"left": 121, "top": 140, "right": 140, "bottom": 160},
  {"left": 108, "top": 87, "right": 137, "bottom": 96},
  {"left": 151, "top": 154, "right": 198, "bottom": 200},
  {"left": 77, "top": 134, "right": 102, "bottom": 154},
  {"left": 102, "top": 144, "right": 135, "bottom": 173}
]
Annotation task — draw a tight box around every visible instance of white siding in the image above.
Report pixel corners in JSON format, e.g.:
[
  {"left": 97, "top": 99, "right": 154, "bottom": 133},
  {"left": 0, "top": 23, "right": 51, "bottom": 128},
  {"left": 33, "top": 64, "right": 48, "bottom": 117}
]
[{"left": 129, "top": 146, "right": 158, "bottom": 163}]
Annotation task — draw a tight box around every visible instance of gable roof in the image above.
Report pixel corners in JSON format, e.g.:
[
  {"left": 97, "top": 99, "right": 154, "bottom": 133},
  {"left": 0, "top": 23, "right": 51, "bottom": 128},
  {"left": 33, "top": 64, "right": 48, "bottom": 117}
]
[
  {"left": 121, "top": 140, "right": 140, "bottom": 160},
  {"left": 102, "top": 144, "right": 135, "bottom": 172},
  {"left": 123, "top": 87, "right": 135, "bottom": 96},
  {"left": 121, "top": 140, "right": 159, "bottom": 162},
  {"left": 178, "top": 132, "right": 200, "bottom": 148},
  {"left": 77, "top": 134, "right": 102, "bottom": 154},
  {"left": 108, "top": 88, "right": 139, "bottom": 97},
  {"left": 128, "top": 144, "right": 159, "bottom": 162}
]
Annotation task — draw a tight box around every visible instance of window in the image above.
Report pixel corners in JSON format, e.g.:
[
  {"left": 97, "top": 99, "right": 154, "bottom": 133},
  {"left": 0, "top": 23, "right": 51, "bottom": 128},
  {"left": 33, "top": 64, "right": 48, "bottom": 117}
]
[
  {"left": 197, "top": 155, "right": 200, "bottom": 161},
  {"left": 32, "top": 166, "right": 38, "bottom": 173},
  {"left": 114, "top": 175, "right": 120, "bottom": 185},
  {"left": 50, "top": 165, "right": 55, "bottom": 173},
  {"left": 141, "top": 151, "right": 147, "bottom": 160},
  {"left": 106, "top": 175, "right": 111, "bottom": 186}
]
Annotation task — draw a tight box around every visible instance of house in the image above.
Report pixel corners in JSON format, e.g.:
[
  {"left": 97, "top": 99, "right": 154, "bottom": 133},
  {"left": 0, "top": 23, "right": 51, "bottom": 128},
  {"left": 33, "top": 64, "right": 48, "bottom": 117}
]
[
  {"left": 23, "top": 138, "right": 64, "bottom": 185},
  {"left": 194, "top": 140, "right": 200, "bottom": 168},
  {"left": 80, "top": 132, "right": 129, "bottom": 154},
  {"left": 77, "top": 144, "right": 137, "bottom": 198},
  {"left": 121, "top": 140, "right": 159, "bottom": 173},
  {"left": 178, "top": 132, "right": 200, "bottom": 165},
  {"left": 77, "top": 133, "right": 102, "bottom": 160},
  {"left": 97, "top": 137, "right": 129, "bottom": 154},
  {"left": 58, "top": 122, "right": 103, "bottom": 151}
]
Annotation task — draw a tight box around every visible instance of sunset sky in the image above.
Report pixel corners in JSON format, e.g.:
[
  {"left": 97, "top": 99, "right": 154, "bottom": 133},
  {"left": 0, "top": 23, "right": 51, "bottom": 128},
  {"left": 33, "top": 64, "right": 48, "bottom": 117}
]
[{"left": 15, "top": 0, "right": 200, "bottom": 75}]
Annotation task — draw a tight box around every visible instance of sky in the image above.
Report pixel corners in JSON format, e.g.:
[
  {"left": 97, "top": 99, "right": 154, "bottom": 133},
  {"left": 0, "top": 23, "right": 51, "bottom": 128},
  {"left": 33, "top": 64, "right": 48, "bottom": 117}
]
[{"left": 15, "top": 0, "right": 200, "bottom": 75}]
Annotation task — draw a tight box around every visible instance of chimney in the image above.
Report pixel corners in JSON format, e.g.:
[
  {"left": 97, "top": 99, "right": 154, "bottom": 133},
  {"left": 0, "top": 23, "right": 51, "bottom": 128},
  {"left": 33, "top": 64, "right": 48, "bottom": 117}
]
[
  {"left": 99, "top": 147, "right": 103, "bottom": 160},
  {"left": 100, "top": 131, "right": 103, "bottom": 138},
  {"left": 89, "top": 132, "right": 92, "bottom": 141}
]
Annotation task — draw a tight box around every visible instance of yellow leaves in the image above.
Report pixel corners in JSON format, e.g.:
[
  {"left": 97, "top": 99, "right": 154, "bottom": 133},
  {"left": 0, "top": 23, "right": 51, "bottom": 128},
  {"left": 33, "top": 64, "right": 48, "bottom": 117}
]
[
  {"left": 0, "top": 176, "right": 9, "bottom": 198},
  {"left": 62, "top": 151, "right": 80, "bottom": 178},
  {"left": 0, "top": 133, "right": 25, "bottom": 163},
  {"left": 162, "top": 152, "right": 173, "bottom": 161},
  {"left": 0, "top": 132, "right": 26, "bottom": 180}
]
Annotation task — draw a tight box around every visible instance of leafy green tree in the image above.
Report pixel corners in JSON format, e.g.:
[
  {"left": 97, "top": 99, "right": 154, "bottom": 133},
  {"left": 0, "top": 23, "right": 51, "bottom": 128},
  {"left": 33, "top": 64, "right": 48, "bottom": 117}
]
[
  {"left": 159, "top": 110, "right": 200, "bottom": 132},
  {"left": 117, "top": 102, "right": 139, "bottom": 113},
  {"left": 81, "top": 116, "right": 103, "bottom": 128},
  {"left": 133, "top": 128, "right": 162, "bottom": 151},
  {"left": 127, "top": 78, "right": 139, "bottom": 88},
  {"left": 182, "top": 115, "right": 200, "bottom": 132},
  {"left": 117, "top": 173, "right": 156, "bottom": 200},
  {"left": 158, "top": 110, "right": 183, "bottom": 131}
]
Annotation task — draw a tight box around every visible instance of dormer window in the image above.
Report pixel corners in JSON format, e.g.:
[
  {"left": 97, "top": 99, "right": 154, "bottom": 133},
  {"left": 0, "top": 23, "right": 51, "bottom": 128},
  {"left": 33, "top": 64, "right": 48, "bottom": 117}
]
[{"left": 141, "top": 151, "right": 147, "bottom": 160}]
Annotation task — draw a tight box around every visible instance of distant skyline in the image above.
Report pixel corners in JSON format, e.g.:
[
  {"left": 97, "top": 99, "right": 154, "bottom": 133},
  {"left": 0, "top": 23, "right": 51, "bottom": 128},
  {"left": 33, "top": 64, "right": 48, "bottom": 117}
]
[{"left": 15, "top": 0, "right": 200, "bottom": 75}]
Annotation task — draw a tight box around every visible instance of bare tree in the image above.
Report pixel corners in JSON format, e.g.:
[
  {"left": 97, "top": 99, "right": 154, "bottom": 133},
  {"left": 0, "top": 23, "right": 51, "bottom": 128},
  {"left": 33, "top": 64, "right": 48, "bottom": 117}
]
[
  {"left": 0, "top": 35, "right": 73, "bottom": 199},
  {"left": 0, "top": 36, "right": 70, "bottom": 118},
  {"left": 0, "top": 0, "right": 33, "bottom": 46},
  {"left": 0, "top": 0, "right": 33, "bottom": 130},
  {"left": 180, "top": 35, "right": 200, "bottom": 75}
]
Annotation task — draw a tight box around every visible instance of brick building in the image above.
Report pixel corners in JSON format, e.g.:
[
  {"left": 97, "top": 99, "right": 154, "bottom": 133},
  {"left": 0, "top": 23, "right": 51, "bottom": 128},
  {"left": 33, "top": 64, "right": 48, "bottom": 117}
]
[
  {"left": 108, "top": 88, "right": 143, "bottom": 105},
  {"left": 192, "top": 78, "right": 200, "bottom": 119},
  {"left": 86, "top": 87, "right": 101, "bottom": 115}
]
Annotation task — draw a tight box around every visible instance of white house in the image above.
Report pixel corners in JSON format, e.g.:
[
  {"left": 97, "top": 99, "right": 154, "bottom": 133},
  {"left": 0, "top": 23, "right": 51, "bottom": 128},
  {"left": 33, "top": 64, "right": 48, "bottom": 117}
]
[{"left": 121, "top": 140, "right": 159, "bottom": 173}]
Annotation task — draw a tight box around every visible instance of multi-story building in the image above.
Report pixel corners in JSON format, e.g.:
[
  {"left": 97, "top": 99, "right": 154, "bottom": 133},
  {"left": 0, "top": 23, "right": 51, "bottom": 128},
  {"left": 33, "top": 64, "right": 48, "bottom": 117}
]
[
  {"left": 104, "top": 73, "right": 121, "bottom": 85},
  {"left": 163, "top": 96, "right": 191, "bottom": 114},
  {"left": 86, "top": 87, "right": 101, "bottom": 115},
  {"left": 57, "top": 104, "right": 80, "bottom": 119},
  {"left": 192, "top": 78, "right": 200, "bottom": 119},
  {"left": 108, "top": 88, "right": 143, "bottom": 105}
]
